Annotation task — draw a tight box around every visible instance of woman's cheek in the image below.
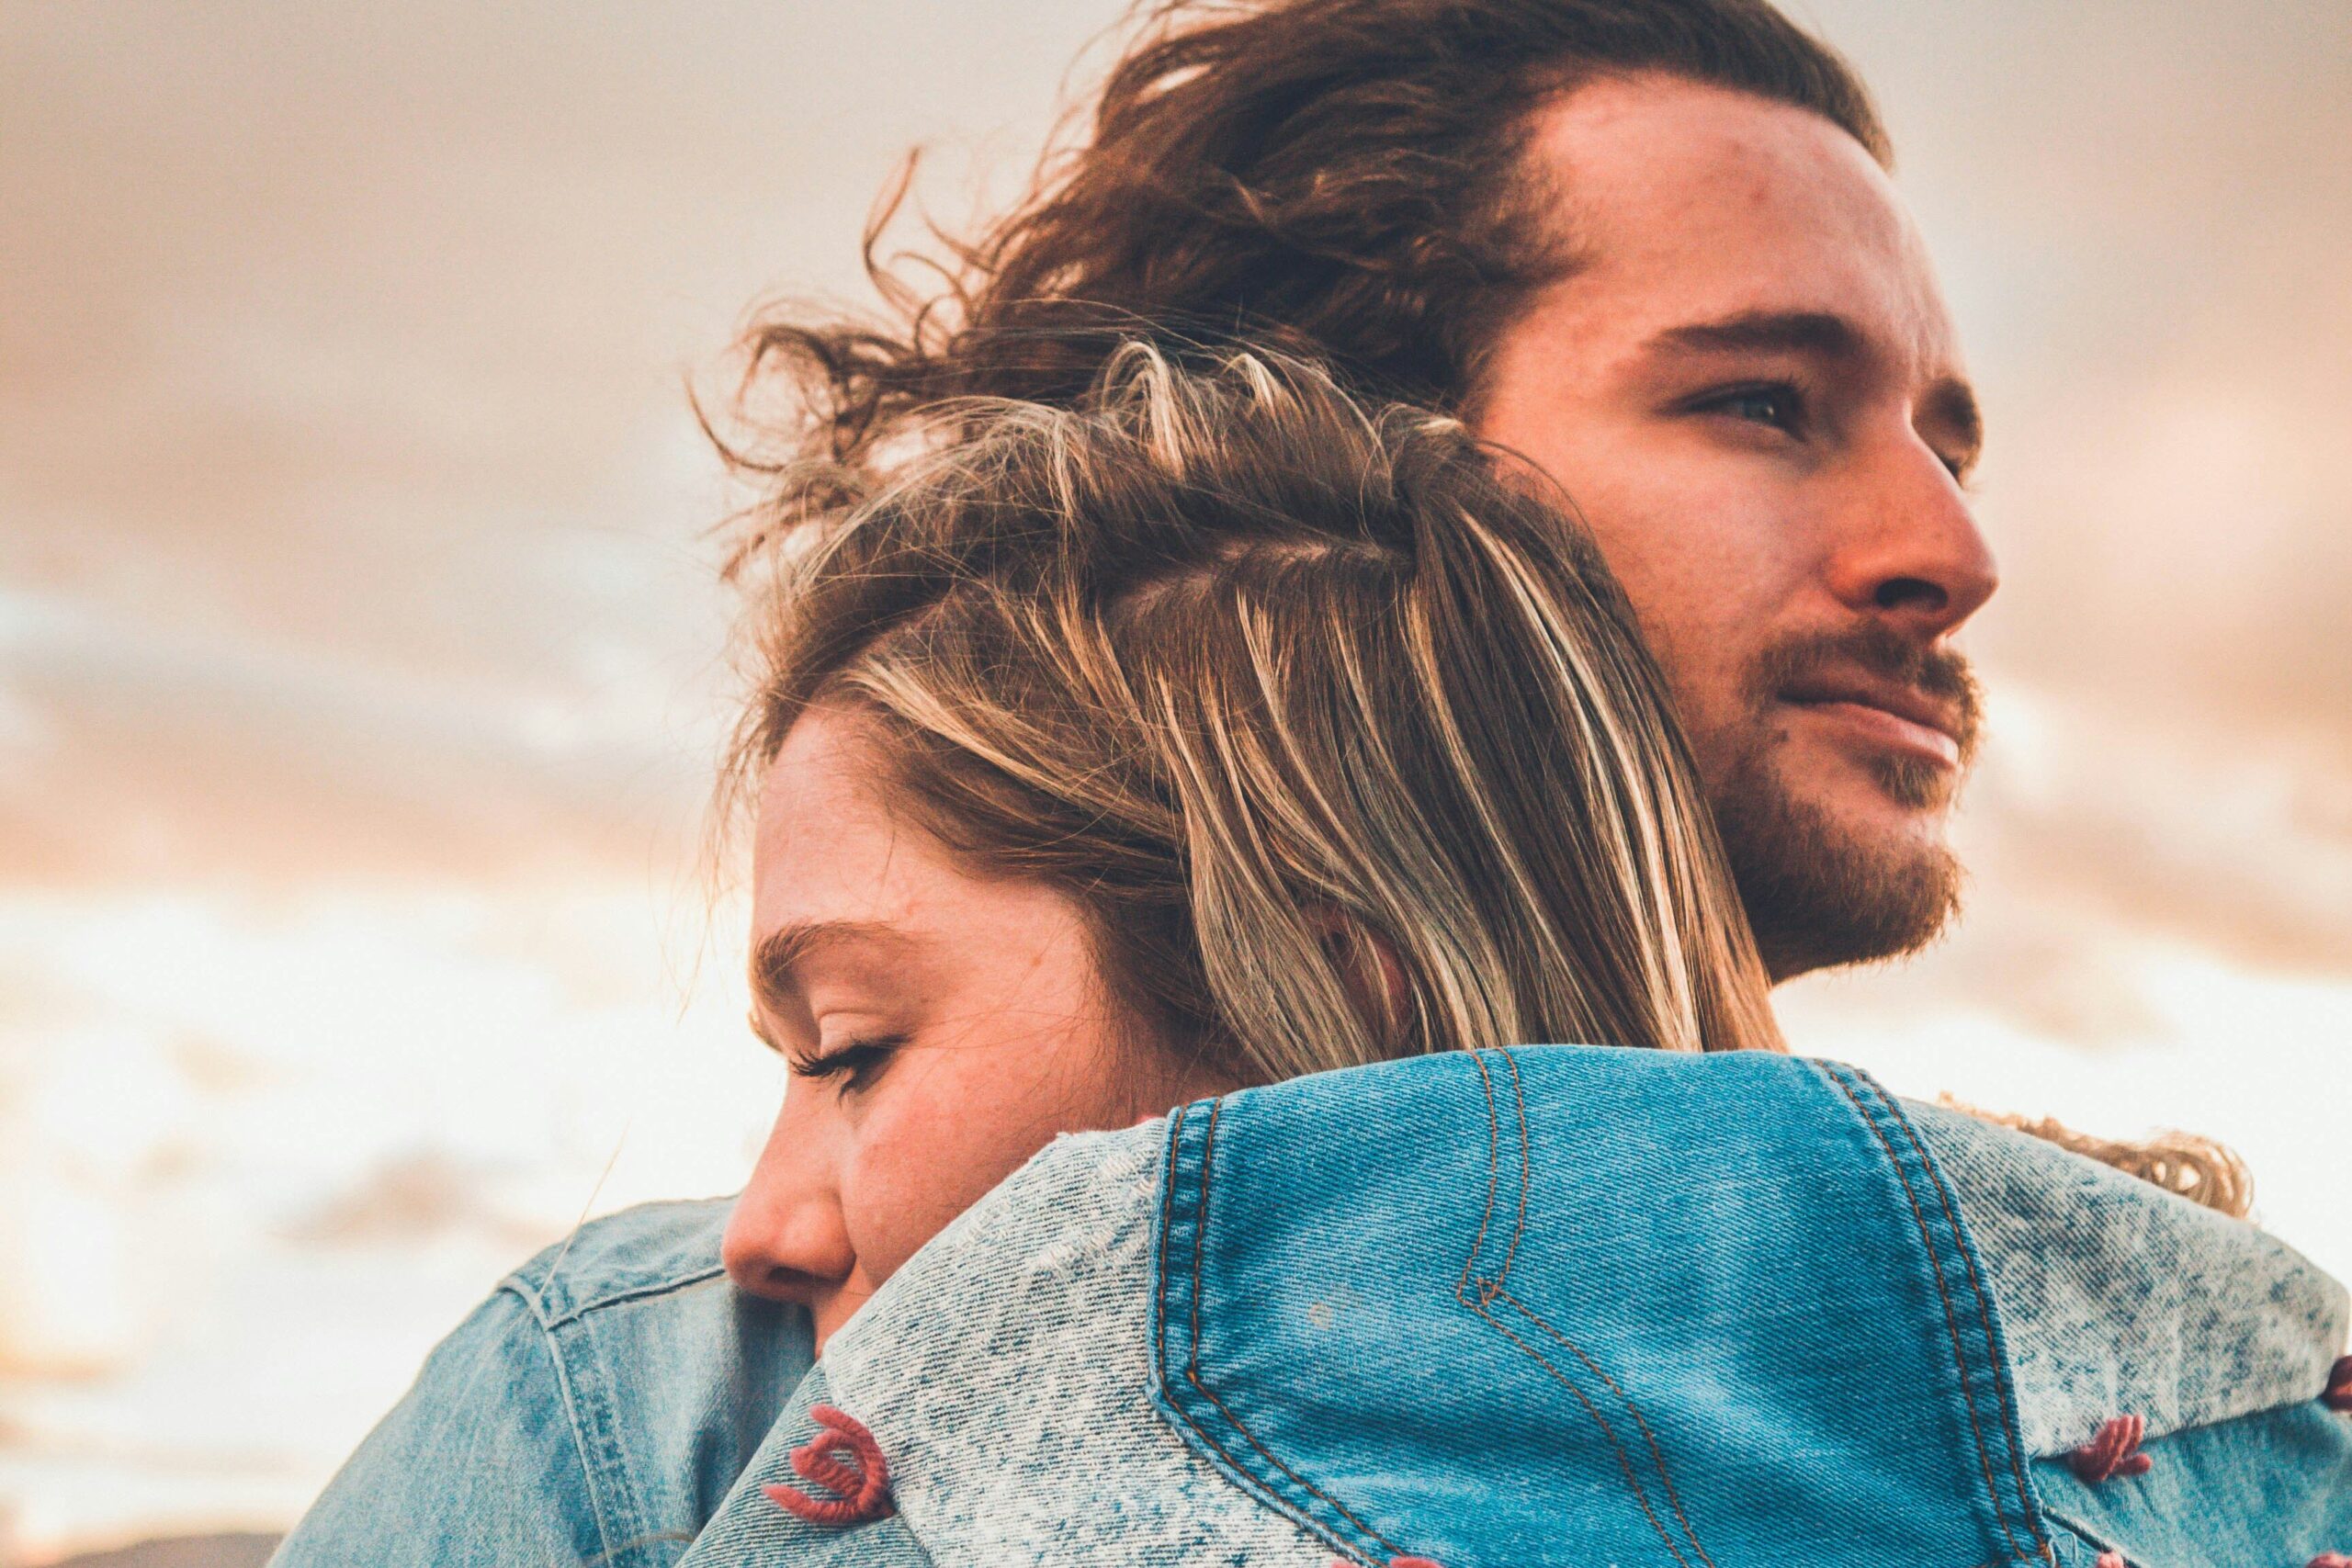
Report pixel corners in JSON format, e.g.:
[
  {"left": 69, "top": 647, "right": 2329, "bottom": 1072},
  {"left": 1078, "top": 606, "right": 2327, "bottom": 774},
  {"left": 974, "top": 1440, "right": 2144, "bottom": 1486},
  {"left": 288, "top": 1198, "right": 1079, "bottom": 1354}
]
[{"left": 837, "top": 1090, "right": 996, "bottom": 1285}]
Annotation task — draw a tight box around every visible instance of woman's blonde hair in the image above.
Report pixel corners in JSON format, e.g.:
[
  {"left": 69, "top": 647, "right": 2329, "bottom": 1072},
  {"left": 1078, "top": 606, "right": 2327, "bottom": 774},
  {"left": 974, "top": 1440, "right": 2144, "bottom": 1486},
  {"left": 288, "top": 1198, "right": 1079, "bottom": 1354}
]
[{"left": 718, "top": 343, "right": 1784, "bottom": 1082}]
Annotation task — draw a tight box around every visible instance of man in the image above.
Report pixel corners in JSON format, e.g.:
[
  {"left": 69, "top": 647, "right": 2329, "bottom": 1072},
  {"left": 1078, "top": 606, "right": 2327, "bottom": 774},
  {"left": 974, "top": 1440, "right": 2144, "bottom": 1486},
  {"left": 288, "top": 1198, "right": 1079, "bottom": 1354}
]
[{"left": 277, "top": 4, "right": 2335, "bottom": 1563}]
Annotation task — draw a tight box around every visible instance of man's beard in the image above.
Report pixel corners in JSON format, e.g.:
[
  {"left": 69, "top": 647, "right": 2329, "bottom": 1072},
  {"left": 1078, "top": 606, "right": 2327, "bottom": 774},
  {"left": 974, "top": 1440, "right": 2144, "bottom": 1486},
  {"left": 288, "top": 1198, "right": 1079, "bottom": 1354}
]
[{"left": 1705, "top": 624, "right": 1985, "bottom": 981}]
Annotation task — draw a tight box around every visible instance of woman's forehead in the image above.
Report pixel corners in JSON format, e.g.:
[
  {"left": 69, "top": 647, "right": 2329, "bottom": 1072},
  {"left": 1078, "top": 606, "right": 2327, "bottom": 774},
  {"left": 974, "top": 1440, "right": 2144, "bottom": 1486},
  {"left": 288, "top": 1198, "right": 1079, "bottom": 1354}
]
[
  {"left": 749, "top": 706, "right": 1094, "bottom": 978},
  {"left": 752, "top": 709, "right": 929, "bottom": 927}
]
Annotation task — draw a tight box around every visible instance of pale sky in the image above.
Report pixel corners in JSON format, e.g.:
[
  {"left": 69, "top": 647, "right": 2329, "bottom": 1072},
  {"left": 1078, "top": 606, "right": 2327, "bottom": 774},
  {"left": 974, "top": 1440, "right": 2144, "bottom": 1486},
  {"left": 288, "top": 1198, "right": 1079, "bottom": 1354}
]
[{"left": 3, "top": 2, "right": 2347, "bottom": 1557}]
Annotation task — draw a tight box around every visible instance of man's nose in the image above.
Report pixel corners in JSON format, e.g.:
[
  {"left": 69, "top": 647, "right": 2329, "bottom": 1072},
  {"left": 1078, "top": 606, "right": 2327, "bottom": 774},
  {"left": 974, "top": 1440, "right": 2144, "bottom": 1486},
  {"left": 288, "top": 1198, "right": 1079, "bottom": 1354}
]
[
  {"left": 1822, "top": 438, "right": 1998, "bottom": 638},
  {"left": 721, "top": 1099, "right": 854, "bottom": 1302}
]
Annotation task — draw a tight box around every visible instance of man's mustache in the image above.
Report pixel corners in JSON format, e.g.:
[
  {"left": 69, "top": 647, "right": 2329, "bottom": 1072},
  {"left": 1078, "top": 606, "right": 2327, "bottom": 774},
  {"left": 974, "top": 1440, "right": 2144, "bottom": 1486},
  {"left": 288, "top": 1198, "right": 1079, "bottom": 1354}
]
[{"left": 1747, "top": 623, "right": 1984, "bottom": 763}]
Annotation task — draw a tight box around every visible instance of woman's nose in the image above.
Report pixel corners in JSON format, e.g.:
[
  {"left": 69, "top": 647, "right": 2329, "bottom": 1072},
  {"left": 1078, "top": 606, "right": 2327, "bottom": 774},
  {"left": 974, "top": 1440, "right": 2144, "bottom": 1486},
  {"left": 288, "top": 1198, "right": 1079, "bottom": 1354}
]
[{"left": 721, "top": 1100, "right": 855, "bottom": 1302}]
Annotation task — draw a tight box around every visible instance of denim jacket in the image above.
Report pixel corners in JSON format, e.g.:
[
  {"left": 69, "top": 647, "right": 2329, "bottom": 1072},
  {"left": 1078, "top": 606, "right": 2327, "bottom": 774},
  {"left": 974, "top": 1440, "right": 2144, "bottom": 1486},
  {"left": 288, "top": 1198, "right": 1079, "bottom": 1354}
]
[
  {"left": 270, "top": 1197, "right": 815, "bottom": 1567},
  {"left": 276, "top": 1048, "right": 2348, "bottom": 1567}
]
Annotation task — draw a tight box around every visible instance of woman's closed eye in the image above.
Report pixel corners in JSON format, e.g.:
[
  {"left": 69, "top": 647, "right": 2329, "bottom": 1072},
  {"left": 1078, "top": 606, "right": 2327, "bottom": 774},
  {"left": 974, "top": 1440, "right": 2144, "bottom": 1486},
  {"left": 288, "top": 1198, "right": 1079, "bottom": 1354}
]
[{"left": 788, "top": 1032, "right": 910, "bottom": 1091}]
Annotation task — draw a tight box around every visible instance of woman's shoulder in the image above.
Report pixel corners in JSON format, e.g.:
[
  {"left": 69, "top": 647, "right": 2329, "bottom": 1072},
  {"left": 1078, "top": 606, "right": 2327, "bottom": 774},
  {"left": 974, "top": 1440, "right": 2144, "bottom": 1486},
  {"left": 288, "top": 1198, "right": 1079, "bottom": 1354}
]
[
  {"left": 276, "top": 1197, "right": 816, "bottom": 1568},
  {"left": 500, "top": 1194, "right": 744, "bottom": 1325}
]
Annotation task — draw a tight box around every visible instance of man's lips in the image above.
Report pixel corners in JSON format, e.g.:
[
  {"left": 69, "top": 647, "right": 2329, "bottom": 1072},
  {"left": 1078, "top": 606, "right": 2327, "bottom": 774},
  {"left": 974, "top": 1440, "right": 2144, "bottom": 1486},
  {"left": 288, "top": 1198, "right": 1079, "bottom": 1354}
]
[{"left": 1779, "top": 674, "right": 1966, "bottom": 766}]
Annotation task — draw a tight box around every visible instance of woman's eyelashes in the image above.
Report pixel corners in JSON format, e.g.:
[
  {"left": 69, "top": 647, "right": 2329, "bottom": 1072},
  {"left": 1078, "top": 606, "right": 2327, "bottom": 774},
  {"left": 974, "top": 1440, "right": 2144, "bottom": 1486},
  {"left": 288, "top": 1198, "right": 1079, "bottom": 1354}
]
[{"left": 787, "top": 1032, "right": 910, "bottom": 1091}]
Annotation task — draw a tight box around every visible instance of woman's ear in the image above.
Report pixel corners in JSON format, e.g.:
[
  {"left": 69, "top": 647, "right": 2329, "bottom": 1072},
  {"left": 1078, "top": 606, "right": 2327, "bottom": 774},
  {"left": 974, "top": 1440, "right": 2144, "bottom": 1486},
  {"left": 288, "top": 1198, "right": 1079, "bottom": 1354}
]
[{"left": 1304, "top": 904, "right": 1413, "bottom": 1049}]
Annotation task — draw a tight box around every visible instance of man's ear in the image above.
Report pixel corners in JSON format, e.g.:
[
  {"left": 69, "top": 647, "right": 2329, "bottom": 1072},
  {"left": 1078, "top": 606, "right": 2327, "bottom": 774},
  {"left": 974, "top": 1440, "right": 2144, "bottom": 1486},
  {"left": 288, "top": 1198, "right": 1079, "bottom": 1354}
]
[{"left": 1304, "top": 904, "right": 1413, "bottom": 1049}]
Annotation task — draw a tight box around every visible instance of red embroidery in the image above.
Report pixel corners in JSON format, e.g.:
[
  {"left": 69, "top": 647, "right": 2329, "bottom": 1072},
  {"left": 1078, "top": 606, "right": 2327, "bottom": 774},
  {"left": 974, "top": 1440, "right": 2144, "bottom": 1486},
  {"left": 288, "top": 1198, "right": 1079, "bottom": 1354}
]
[
  {"left": 2094, "top": 1553, "right": 2127, "bottom": 1568},
  {"left": 763, "top": 1404, "right": 894, "bottom": 1526},
  {"left": 2067, "top": 1414, "right": 2154, "bottom": 1483},
  {"left": 2307, "top": 1554, "right": 2352, "bottom": 1568},
  {"left": 2324, "top": 1355, "right": 2352, "bottom": 1413}
]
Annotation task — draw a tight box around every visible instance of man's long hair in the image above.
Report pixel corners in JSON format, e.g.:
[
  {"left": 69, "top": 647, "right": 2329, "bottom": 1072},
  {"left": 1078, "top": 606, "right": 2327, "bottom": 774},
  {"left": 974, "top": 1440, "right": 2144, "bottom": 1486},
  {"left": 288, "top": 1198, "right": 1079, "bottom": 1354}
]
[{"left": 738, "top": 0, "right": 1886, "bottom": 485}]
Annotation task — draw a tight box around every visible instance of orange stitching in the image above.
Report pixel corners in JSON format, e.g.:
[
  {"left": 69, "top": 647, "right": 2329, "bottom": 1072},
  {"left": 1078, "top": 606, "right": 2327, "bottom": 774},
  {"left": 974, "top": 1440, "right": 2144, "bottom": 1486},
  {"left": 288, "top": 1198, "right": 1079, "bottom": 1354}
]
[
  {"left": 1821, "top": 1065, "right": 2032, "bottom": 1564},
  {"left": 1493, "top": 1048, "right": 1533, "bottom": 1287},
  {"left": 1495, "top": 1284, "right": 1719, "bottom": 1568},
  {"left": 1154, "top": 1101, "right": 1318, "bottom": 1544},
  {"left": 1864, "top": 1074, "right": 2046, "bottom": 1533},
  {"left": 1450, "top": 1050, "right": 1711, "bottom": 1567},
  {"left": 1153, "top": 1102, "right": 1348, "bottom": 1550},
  {"left": 1466, "top": 1292, "right": 1699, "bottom": 1568},
  {"left": 1180, "top": 1094, "right": 1407, "bottom": 1558},
  {"left": 1458, "top": 1048, "right": 1507, "bottom": 1298},
  {"left": 1152, "top": 1102, "right": 1188, "bottom": 1373},
  {"left": 1491, "top": 1050, "right": 1715, "bottom": 1568}
]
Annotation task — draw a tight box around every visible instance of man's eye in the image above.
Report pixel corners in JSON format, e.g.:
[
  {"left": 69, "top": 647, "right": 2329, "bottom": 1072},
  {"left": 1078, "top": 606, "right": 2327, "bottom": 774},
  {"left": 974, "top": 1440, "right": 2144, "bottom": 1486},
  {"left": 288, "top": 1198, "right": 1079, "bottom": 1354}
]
[{"left": 1702, "top": 383, "right": 1804, "bottom": 432}]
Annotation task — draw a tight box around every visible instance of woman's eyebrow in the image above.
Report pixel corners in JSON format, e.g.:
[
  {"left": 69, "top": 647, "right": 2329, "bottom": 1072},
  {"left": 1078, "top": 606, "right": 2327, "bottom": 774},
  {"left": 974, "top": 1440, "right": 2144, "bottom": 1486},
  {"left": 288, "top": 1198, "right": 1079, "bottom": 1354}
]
[{"left": 748, "top": 919, "right": 919, "bottom": 1016}]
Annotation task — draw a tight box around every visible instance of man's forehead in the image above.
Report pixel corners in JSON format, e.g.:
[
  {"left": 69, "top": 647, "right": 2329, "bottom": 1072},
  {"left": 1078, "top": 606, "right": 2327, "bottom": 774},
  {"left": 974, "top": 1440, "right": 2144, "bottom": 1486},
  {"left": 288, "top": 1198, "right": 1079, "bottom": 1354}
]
[{"left": 1520, "top": 73, "right": 1962, "bottom": 375}]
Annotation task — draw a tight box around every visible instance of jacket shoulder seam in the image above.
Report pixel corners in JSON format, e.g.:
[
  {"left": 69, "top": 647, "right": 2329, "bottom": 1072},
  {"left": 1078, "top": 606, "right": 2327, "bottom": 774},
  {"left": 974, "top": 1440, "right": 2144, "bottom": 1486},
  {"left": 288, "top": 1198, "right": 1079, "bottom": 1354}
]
[{"left": 503, "top": 1259, "right": 730, "bottom": 1329}]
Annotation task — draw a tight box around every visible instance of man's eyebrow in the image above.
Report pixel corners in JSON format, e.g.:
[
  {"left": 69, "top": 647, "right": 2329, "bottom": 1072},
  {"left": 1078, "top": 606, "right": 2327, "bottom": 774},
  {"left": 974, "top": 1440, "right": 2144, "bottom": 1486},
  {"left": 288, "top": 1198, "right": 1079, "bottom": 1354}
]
[
  {"left": 1645, "top": 309, "right": 1867, "bottom": 361},
  {"left": 748, "top": 919, "right": 917, "bottom": 1015}
]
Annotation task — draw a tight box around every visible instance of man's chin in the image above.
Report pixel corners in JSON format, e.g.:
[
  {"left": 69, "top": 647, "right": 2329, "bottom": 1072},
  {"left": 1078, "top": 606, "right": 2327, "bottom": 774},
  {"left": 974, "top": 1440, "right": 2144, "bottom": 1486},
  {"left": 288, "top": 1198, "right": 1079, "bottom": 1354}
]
[{"left": 1710, "top": 753, "right": 1964, "bottom": 983}]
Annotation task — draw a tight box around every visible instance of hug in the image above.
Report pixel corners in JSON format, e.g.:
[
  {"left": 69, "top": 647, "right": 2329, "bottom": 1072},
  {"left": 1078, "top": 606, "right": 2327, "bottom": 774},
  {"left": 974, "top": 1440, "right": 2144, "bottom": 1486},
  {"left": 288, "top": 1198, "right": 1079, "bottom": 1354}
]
[{"left": 271, "top": 0, "right": 2350, "bottom": 1562}]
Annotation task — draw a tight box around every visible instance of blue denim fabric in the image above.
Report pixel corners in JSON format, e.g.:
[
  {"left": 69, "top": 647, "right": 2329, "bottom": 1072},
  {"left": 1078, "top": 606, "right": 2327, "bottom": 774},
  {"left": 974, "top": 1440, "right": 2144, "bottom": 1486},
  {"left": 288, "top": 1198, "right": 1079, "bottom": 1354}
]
[
  {"left": 2033, "top": 1403, "right": 2352, "bottom": 1566},
  {"left": 1155, "top": 1047, "right": 2047, "bottom": 1567},
  {"left": 674, "top": 1362, "right": 937, "bottom": 1568},
  {"left": 270, "top": 1197, "right": 814, "bottom": 1568},
  {"left": 1903, "top": 1098, "right": 2346, "bottom": 1456},
  {"left": 1146, "top": 1047, "right": 2347, "bottom": 1567}
]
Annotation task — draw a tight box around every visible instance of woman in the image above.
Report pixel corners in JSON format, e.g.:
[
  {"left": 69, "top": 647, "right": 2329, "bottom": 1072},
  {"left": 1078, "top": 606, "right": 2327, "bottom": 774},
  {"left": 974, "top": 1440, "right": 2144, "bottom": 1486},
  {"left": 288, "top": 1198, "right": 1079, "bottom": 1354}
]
[{"left": 273, "top": 347, "right": 2346, "bottom": 1568}]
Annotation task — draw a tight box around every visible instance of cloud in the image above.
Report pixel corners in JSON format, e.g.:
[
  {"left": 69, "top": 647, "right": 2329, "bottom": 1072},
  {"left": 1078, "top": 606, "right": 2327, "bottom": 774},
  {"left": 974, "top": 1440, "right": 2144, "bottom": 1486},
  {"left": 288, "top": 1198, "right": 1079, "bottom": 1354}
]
[
  {"left": 1963, "top": 682, "right": 2352, "bottom": 977},
  {"left": 278, "top": 1150, "right": 555, "bottom": 1250},
  {"left": 0, "top": 586, "right": 717, "bottom": 886}
]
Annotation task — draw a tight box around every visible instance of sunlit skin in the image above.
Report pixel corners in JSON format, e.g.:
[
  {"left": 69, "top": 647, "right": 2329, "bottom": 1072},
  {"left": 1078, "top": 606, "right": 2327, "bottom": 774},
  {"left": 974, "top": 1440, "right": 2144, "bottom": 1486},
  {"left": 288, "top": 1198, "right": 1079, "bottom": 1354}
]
[
  {"left": 721, "top": 706, "right": 1231, "bottom": 1348},
  {"left": 1476, "top": 76, "right": 1996, "bottom": 976}
]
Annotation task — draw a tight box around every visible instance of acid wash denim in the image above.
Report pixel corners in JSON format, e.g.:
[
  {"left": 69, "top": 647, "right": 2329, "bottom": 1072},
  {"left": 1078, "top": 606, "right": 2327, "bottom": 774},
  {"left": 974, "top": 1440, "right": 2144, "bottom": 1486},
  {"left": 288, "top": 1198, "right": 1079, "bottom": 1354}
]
[{"left": 279, "top": 1047, "right": 2348, "bottom": 1566}]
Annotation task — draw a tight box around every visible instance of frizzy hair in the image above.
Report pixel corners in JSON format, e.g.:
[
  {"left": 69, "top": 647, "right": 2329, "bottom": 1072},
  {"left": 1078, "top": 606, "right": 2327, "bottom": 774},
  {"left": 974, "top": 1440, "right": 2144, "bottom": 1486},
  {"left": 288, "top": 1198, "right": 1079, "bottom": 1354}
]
[
  {"left": 718, "top": 343, "right": 1786, "bottom": 1080},
  {"left": 743, "top": 0, "right": 1887, "bottom": 487}
]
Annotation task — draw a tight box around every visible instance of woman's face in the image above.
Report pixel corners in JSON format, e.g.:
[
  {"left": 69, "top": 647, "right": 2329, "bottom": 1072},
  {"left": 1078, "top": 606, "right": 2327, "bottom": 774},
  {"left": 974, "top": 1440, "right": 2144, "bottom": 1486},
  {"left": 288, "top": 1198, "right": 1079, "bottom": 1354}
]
[{"left": 722, "top": 705, "right": 1227, "bottom": 1348}]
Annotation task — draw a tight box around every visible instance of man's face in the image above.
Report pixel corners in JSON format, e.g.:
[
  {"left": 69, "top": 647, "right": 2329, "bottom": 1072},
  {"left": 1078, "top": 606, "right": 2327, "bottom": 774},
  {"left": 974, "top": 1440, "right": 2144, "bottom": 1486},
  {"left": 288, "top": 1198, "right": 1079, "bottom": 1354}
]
[{"left": 1476, "top": 75, "right": 1995, "bottom": 981}]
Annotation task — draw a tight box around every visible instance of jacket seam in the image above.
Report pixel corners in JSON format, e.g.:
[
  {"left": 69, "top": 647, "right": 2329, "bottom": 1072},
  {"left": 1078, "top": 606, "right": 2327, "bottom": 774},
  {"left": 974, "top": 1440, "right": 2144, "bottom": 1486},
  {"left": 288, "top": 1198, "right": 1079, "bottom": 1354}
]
[
  {"left": 1152, "top": 1100, "right": 1407, "bottom": 1562},
  {"left": 1816, "top": 1062, "right": 2048, "bottom": 1566},
  {"left": 497, "top": 1281, "right": 625, "bottom": 1568},
  {"left": 1457, "top": 1046, "right": 1716, "bottom": 1568},
  {"left": 1182, "top": 1094, "right": 1408, "bottom": 1557},
  {"left": 504, "top": 1263, "right": 730, "bottom": 1332},
  {"left": 1868, "top": 1077, "right": 2046, "bottom": 1516}
]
